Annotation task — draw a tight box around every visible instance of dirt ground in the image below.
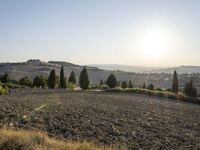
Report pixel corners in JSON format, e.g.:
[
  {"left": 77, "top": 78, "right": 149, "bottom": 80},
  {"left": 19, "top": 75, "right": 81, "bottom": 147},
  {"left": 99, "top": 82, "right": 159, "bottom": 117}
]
[{"left": 0, "top": 89, "right": 199, "bottom": 150}]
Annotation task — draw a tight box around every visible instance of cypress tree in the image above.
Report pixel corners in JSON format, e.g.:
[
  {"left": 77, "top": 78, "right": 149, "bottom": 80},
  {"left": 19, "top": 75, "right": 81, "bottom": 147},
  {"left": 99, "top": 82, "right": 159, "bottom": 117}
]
[
  {"left": 128, "top": 80, "right": 133, "bottom": 88},
  {"left": 68, "top": 71, "right": 76, "bottom": 84},
  {"left": 79, "top": 67, "right": 90, "bottom": 90},
  {"left": 172, "top": 70, "right": 178, "bottom": 93},
  {"left": 142, "top": 82, "right": 146, "bottom": 89},
  {"left": 100, "top": 79, "right": 103, "bottom": 85},
  {"left": 122, "top": 81, "right": 127, "bottom": 89},
  {"left": 106, "top": 74, "right": 117, "bottom": 88},
  {"left": 60, "top": 65, "right": 65, "bottom": 88},
  {"left": 48, "top": 69, "right": 56, "bottom": 89},
  {"left": 63, "top": 76, "right": 67, "bottom": 89}
]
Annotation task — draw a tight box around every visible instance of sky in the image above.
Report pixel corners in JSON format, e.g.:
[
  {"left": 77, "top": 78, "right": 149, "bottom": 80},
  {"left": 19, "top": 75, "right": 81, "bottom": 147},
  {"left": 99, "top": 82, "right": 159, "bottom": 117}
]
[{"left": 0, "top": 0, "right": 200, "bottom": 67}]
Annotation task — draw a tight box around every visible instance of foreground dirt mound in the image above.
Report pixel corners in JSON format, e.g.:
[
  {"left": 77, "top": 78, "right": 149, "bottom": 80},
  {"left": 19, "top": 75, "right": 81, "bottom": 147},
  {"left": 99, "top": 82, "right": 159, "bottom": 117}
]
[{"left": 0, "top": 89, "right": 200, "bottom": 149}]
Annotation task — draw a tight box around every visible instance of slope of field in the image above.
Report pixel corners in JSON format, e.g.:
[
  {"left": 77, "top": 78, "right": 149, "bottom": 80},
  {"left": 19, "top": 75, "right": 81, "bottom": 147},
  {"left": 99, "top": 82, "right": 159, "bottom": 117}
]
[{"left": 0, "top": 89, "right": 200, "bottom": 149}]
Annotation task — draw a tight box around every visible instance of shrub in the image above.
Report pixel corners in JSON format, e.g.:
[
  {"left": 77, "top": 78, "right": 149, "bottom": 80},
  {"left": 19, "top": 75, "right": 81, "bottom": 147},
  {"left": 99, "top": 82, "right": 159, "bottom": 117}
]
[
  {"left": 60, "top": 65, "right": 65, "bottom": 88},
  {"left": 183, "top": 80, "right": 197, "bottom": 97},
  {"left": 19, "top": 76, "right": 32, "bottom": 87},
  {"left": 155, "top": 88, "right": 162, "bottom": 91},
  {"left": 166, "top": 88, "right": 171, "bottom": 92},
  {"left": 1, "top": 83, "right": 22, "bottom": 89},
  {"left": 106, "top": 74, "right": 117, "bottom": 88},
  {"left": 48, "top": 69, "right": 56, "bottom": 89},
  {"left": 192, "top": 87, "right": 197, "bottom": 97},
  {"left": 147, "top": 84, "right": 154, "bottom": 90},
  {"left": 68, "top": 71, "right": 76, "bottom": 84},
  {"left": 1, "top": 73, "right": 10, "bottom": 83},
  {"left": 122, "top": 81, "right": 127, "bottom": 89},
  {"left": 172, "top": 70, "right": 178, "bottom": 93},
  {"left": 0, "top": 85, "right": 8, "bottom": 95},
  {"left": 67, "top": 82, "right": 75, "bottom": 90},
  {"left": 79, "top": 67, "right": 90, "bottom": 90},
  {"left": 33, "top": 76, "right": 46, "bottom": 88},
  {"left": 128, "top": 80, "right": 133, "bottom": 88}
]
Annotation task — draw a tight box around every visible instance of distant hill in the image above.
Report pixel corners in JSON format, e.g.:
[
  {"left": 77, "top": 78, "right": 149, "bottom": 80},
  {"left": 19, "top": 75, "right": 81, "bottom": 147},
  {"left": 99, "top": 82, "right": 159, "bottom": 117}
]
[
  {"left": 1, "top": 60, "right": 200, "bottom": 88},
  {"left": 89, "top": 64, "right": 200, "bottom": 74},
  {"left": 0, "top": 59, "right": 103, "bottom": 83},
  {"left": 148, "top": 66, "right": 200, "bottom": 74},
  {"left": 89, "top": 64, "right": 159, "bottom": 73}
]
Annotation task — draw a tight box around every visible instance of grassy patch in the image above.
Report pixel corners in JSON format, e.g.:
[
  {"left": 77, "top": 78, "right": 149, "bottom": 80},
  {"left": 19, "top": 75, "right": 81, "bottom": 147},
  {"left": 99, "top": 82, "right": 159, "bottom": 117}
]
[
  {"left": 0, "top": 83, "right": 22, "bottom": 89},
  {"left": 106, "top": 88, "right": 200, "bottom": 105},
  {"left": 0, "top": 128, "right": 116, "bottom": 150},
  {"left": 0, "top": 86, "right": 8, "bottom": 95}
]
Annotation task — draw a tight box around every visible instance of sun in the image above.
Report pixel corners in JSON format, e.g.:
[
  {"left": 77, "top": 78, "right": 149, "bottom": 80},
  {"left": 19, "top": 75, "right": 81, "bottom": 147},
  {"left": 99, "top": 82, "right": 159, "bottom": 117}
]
[{"left": 139, "top": 28, "right": 170, "bottom": 59}]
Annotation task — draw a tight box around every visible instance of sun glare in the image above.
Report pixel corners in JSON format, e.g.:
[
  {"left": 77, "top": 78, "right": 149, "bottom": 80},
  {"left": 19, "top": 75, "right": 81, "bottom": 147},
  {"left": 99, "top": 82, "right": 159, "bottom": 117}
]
[{"left": 139, "top": 28, "right": 171, "bottom": 59}]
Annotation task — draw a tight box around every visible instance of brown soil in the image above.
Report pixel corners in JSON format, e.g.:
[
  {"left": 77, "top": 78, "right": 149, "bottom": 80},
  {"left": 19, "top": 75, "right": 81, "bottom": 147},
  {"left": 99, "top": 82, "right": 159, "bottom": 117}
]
[{"left": 0, "top": 89, "right": 200, "bottom": 150}]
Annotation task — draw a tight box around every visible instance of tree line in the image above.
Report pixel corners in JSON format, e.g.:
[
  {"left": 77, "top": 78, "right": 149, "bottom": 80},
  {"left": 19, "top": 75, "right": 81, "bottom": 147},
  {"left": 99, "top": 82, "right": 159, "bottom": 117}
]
[{"left": 0, "top": 67, "right": 198, "bottom": 97}]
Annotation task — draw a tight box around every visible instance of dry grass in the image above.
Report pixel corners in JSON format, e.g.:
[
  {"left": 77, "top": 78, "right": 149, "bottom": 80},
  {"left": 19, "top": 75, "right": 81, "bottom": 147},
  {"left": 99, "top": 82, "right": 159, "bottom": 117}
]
[{"left": 0, "top": 128, "right": 115, "bottom": 150}]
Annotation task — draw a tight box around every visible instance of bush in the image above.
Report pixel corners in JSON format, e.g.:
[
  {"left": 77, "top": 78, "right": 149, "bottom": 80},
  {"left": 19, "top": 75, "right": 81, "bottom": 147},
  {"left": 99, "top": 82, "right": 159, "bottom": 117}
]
[
  {"left": 1, "top": 73, "right": 10, "bottom": 83},
  {"left": 1, "top": 83, "right": 22, "bottom": 89},
  {"left": 192, "top": 87, "right": 197, "bottom": 97},
  {"left": 0, "top": 85, "right": 8, "bottom": 95},
  {"left": 183, "top": 80, "right": 197, "bottom": 97},
  {"left": 79, "top": 67, "right": 90, "bottom": 90},
  {"left": 147, "top": 84, "right": 154, "bottom": 90},
  {"left": 67, "top": 82, "right": 76, "bottom": 90},
  {"left": 155, "top": 88, "right": 162, "bottom": 91},
  {"left": 122, "top": 81, "right": 127, "bottom": 89},
  {"left": 89, "top": 84, "right": 102, "bottom": 90},
  {"left": 106, "top": 74, "right": 117, "bottom": 88},
  {"left": 33, "top": 76, "right": 46, "bottom": 88},
  {"left": 19, "top": 76, "right": 32, "bottom": 87}
]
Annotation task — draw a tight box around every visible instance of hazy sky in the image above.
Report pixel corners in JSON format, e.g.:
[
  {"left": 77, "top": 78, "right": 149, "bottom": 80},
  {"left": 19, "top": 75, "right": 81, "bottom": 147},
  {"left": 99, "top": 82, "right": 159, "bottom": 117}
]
[{"left": 0, "top": 0, "right": 200, "bottom": 67}]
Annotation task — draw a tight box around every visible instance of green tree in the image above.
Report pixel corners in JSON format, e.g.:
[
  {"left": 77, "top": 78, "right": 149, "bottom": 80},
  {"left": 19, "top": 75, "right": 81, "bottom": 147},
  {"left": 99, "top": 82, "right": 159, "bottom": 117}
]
[
  {"left": 68, "top": 71, "right": 76, "bottom": 84},
  {"left": 48, "top": 69, "right": 56, "bottom": 89},
  {"left": 79, "top": 67, "right": 90, "bottom": 90},
  {"left": 184, "top": 80, "right": 197, "bottom": 97},
  {"left": 33, "top": 76, "right": 46, "bottom": 88},
  {"left": 147, "top": 84, "right": 154, "bottom": 90},
  {"left": 60, "top": 65, "right": 65, "bottom": 88},
  {"left": 100, "top": 79, "right": 103, "bottom": 85},
  {"left": 63, "top": 76, "right": 67, "bottom": 89},
  {"left": 128, "top": 80, "right": 133, "bottom": 88},
  {"left": 122, "top": 81, "right": 127, "bottom": 89},
  {"left": 1, "top": 73, "right": 10, "bottom": 83},
  {"left": 143, "top": 82, "right": 146, "bottom": 89},
  {"left": 172, "top": 70, "right": 178, "bottom": 93},
  {"left": 106, "top": 74, "right": 117, "bottom": 88},
  {"left": 19, "top": 76, "right": 32, "bottom": 87}
]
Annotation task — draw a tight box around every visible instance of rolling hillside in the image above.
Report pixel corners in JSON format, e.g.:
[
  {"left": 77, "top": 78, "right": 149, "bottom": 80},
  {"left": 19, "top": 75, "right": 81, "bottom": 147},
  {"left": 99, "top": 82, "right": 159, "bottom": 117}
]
[{"left": 1, "top": 60, "right": 199, "bottom": 88}]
